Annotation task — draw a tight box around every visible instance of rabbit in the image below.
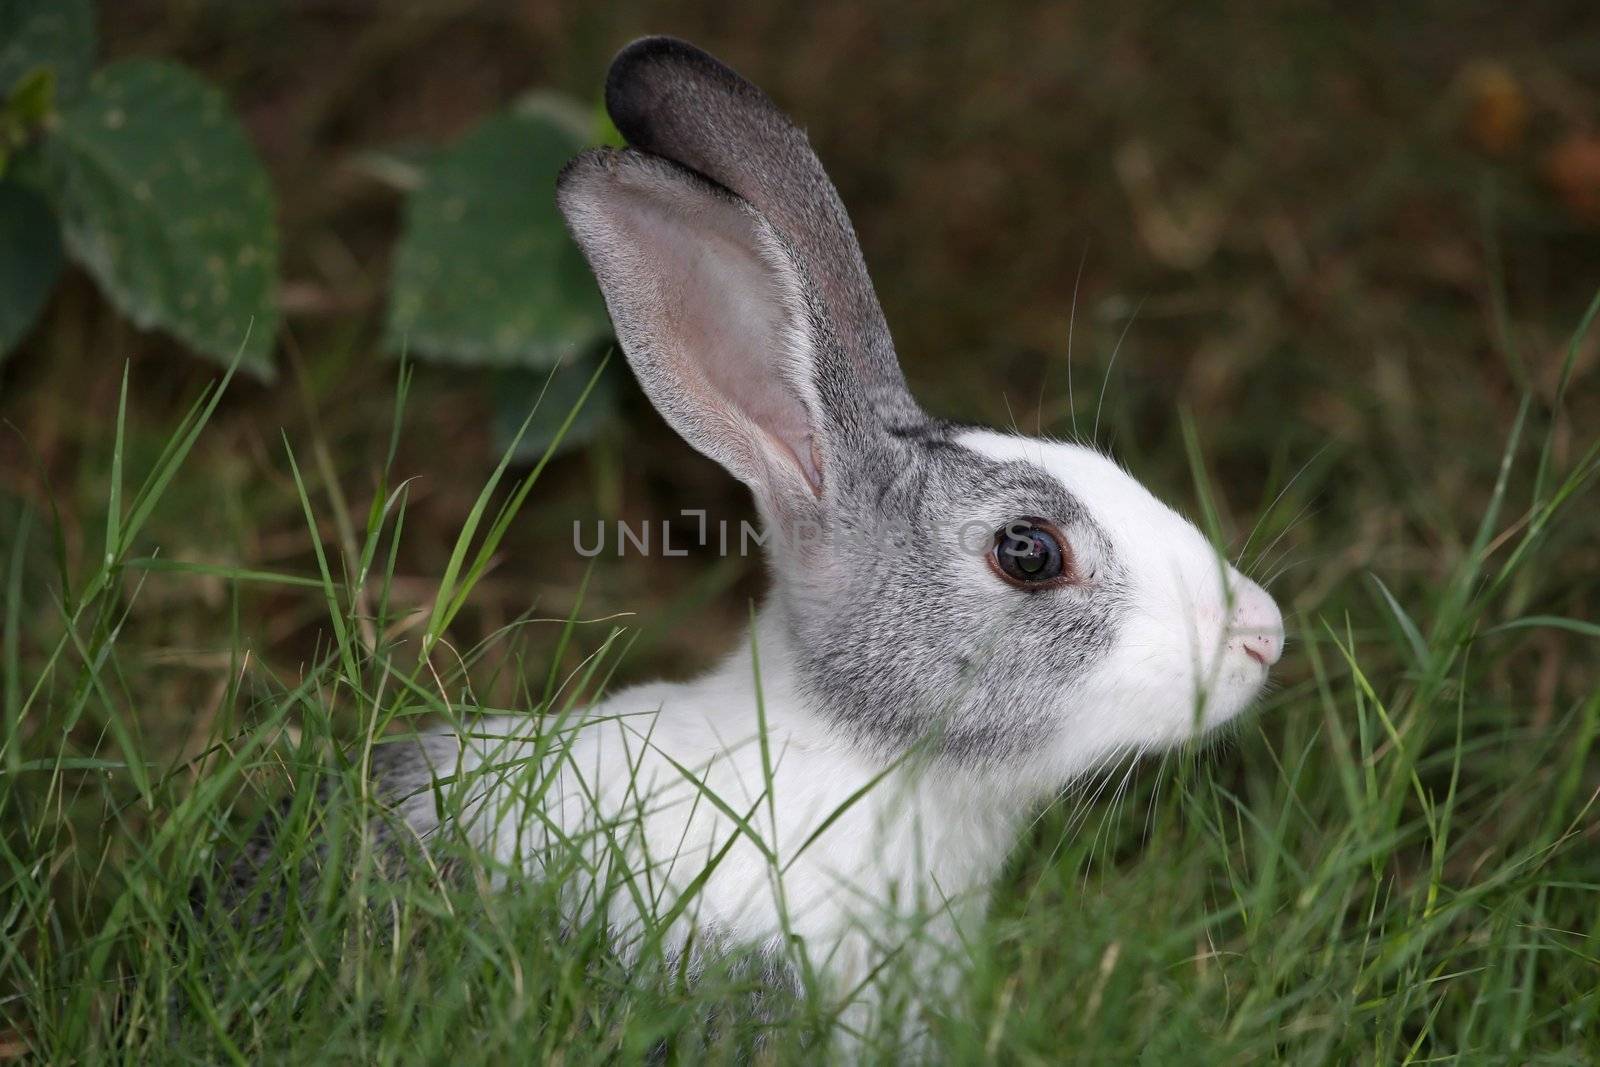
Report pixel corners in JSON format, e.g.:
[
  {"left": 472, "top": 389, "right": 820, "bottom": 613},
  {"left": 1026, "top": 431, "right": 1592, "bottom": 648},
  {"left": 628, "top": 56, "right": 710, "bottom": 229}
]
[{"left": 236, "top": 34, "right": 1285, "bottom": 1045}]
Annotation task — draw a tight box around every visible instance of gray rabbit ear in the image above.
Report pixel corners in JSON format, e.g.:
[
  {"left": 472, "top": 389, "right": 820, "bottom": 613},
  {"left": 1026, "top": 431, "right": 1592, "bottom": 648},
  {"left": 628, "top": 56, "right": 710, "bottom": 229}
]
[
  {"left": 604, "top": 36, "right": 922, "bottom": 428},
  {"left": 557, "top": 147, "right": 863, "bottom": 520}
]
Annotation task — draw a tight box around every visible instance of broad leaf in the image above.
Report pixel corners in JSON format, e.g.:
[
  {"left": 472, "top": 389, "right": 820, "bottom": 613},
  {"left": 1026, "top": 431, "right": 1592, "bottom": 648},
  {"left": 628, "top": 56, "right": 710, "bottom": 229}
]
[
  {"left": 0, "top": 179, "right": 62, "bottom": 359},
  {"left": 44, "top": 60, "right": 279, "bottom": 376},
  {"left": 0, "top": 0, "right": 95, "bottom": 102},
  {"left": 387, "top": 93, "right": 610, "bottom": 369}
]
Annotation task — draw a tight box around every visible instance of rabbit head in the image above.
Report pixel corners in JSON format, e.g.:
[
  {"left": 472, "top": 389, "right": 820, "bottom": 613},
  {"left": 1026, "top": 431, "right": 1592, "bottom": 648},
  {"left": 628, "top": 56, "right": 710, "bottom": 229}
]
[{"left": 556, "top": 37, "right": 1283, "bottom": 795}]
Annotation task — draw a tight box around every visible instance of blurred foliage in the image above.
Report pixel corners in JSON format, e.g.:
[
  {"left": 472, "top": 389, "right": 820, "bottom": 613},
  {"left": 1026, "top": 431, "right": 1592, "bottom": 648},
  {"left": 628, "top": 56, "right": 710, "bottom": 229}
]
[
  {"left": 0, "top": 181, "right": 60, "bottom": 354},
  {"left": 385, "top": 92, "right": 608, "bottom": 370},
  {"left": 493, "top": 358, "right": 621, "bottom": 463},
  {"left": 0, "top": 0, "right": 279, "bottom": 374},
  {"left": 0, "top": 0, "right": 94, "bottom": 101},
  {"left": 383, "top": 90, "right": 619, "bottom": 455},
  {"left": 0, "top": 0, "right": 611, "bottom": 408},
  {"left": 42, "top": 60, "right": 279, "bottom": 375}
]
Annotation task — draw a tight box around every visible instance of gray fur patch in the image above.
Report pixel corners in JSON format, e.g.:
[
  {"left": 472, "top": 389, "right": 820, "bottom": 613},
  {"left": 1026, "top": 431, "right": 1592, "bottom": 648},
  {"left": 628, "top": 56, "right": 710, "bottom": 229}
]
[{"left": 783, "top": 432, "right": 1130, "bottom": 765}]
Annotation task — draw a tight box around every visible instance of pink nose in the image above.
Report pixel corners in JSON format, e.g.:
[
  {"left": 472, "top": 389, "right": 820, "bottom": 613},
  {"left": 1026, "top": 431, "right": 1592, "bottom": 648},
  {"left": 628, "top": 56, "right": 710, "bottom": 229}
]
[{"left": 1230, "top": 578, "right": 1284, "bottom": 667}]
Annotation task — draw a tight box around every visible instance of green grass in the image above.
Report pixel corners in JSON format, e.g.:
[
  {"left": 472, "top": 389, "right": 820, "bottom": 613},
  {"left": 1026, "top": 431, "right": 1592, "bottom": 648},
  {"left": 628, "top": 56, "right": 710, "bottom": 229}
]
[
  {"left": 4, "top": 6, "right": 1600, "bottom": 1061},
  {"left": 2, "top": 287, "right": 1598, "bottom": 1063}
]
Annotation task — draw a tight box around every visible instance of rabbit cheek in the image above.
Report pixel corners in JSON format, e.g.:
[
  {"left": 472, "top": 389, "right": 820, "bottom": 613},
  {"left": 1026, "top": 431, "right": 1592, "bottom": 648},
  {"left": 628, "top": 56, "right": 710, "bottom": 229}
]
[{"left": 783, "top": 536, "right": 1125, "bottom": 771}]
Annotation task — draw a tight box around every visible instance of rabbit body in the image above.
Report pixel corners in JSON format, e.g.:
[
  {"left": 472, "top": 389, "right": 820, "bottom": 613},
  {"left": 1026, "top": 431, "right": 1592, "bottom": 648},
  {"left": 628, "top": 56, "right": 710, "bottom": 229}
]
[
  {"left": 366, "top": 34, "right": 1286, "bottom": 1035},
  {"left": 400, "top": 606, "right": 1023, "bottom": 999}
]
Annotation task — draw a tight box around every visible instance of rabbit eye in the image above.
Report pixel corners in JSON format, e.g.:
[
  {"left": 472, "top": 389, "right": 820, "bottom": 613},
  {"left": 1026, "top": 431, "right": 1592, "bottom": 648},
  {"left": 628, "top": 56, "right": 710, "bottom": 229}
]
[{"left": 991, "top": 518, "right": 1069, "bottom": 588}]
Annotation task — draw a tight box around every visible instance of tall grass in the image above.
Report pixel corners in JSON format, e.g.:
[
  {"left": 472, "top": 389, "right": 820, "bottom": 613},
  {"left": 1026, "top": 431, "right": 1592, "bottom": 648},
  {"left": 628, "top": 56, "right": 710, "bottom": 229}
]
[{"left": 3, "top": 293, "right": 1599, "bottom": 1062}]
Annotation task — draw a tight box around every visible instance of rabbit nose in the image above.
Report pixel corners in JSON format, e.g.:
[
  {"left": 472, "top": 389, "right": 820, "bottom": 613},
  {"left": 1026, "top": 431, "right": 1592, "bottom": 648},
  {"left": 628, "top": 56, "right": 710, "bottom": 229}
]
[{"left": 1230, "top": 577, "right": 1284, "bottom": 667}]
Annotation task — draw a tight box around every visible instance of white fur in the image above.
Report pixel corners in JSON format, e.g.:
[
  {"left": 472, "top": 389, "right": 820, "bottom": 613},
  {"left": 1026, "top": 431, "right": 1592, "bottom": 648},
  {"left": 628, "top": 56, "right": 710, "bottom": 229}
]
[
  {"left": 441, "top": 607, "right": 1024, "bottom": 1008},
  {"left": 960, "top": 431, "right": 1283, "bottom": 766},
  {"left": 420, "top": 433, "right": 1282, "bottom": 1030},
  {"left": 496, "top": 37, "right": 1289, "bottom": 1039}
]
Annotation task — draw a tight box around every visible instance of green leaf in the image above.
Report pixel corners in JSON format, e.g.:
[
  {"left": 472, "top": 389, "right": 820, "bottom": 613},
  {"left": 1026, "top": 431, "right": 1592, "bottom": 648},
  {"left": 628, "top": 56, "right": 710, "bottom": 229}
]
[
  {"left": 0, "top": 178, "right": 61, "bottom": 358},
  {"left": 0, "top": 0, "right": 95, "bottom": 102},
  {"left": 492, "top": 348, "right": 619, "bottom": 463},
  {"left": 43, "top": 60, "right": 279, "bottom": 377},
  {"left": 5, "top": 66, "right": 55, "bottom": 128},
  {"left": 1485, "top": 615, "right": 1600, "bottom": 641},
  {"left": 1366, "top": 572, "right": 1428, "bottom": 669},
  {"left": 387, "top": 92, "right": 611, "bottom": 369}
]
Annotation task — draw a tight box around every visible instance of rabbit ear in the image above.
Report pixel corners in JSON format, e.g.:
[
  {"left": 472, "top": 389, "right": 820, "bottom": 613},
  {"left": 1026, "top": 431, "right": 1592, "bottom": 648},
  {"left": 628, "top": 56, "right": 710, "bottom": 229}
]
[
  {"left": 604, "top": 36, "right": 922, "bottom": 427},
  {"left": 557, "top": 147, "right": 866, "bottom": 518}
]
